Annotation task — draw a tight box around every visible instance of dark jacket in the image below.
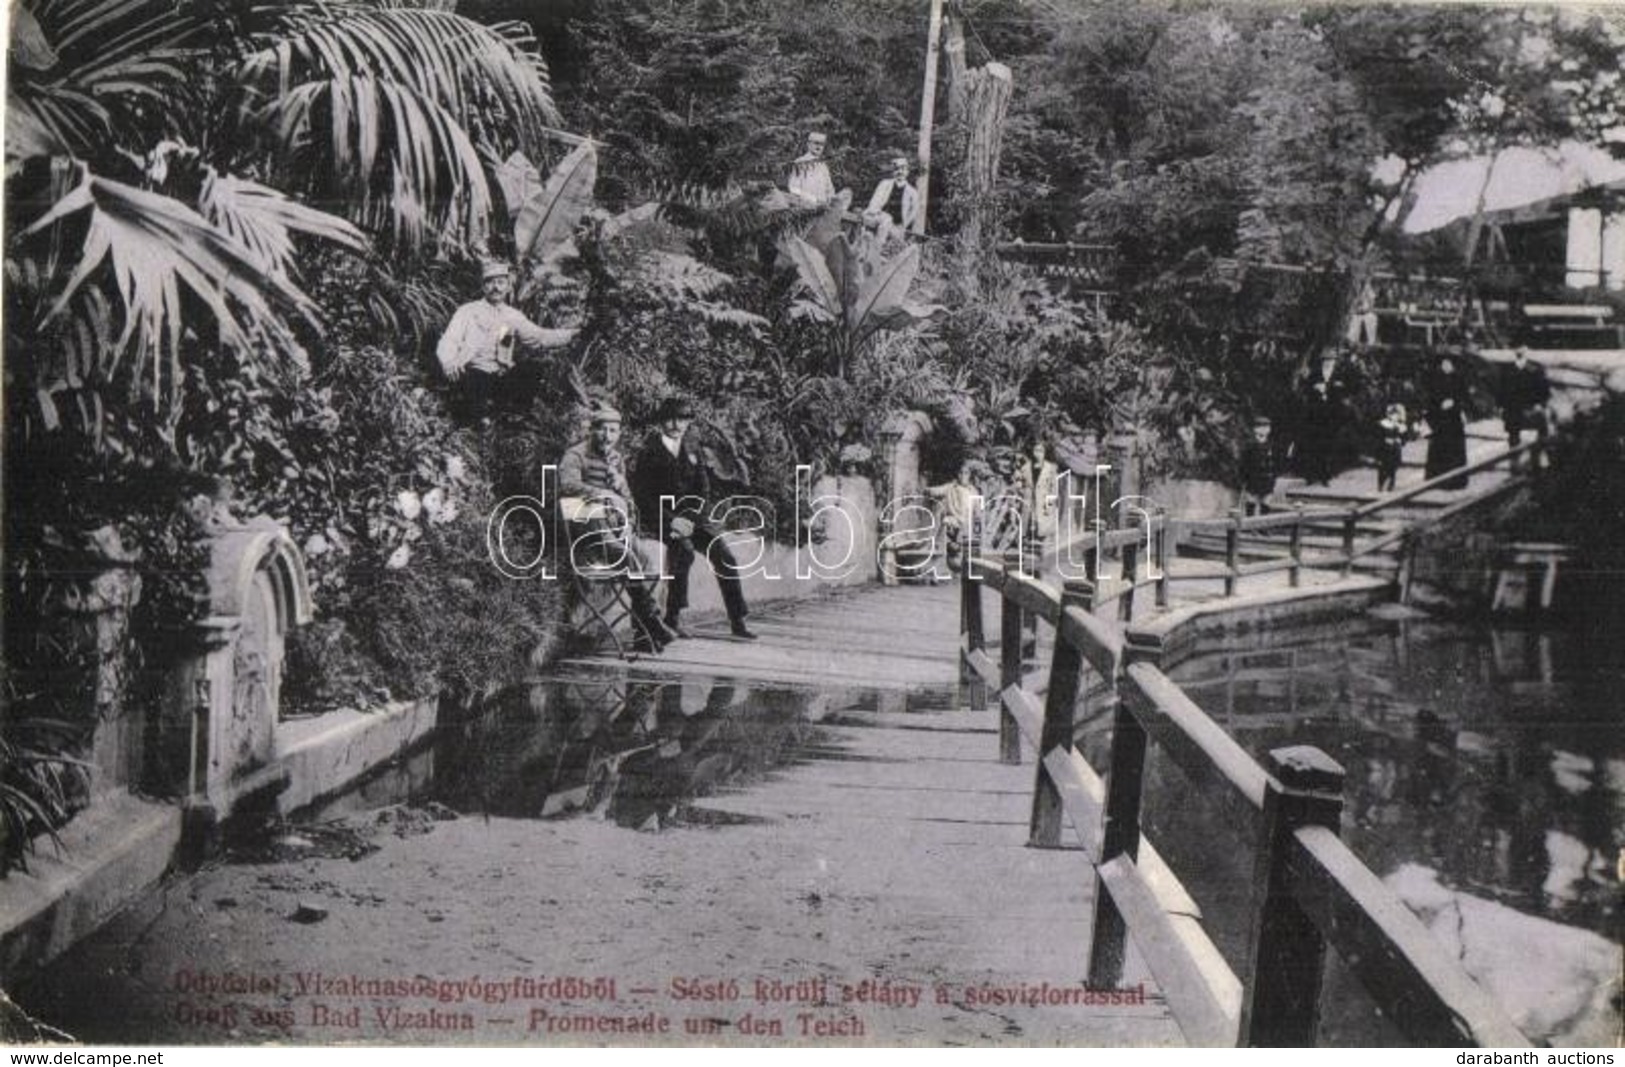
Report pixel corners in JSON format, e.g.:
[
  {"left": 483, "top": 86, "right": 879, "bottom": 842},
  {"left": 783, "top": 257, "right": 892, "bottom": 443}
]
[
  {"left": 1499, "top": 360, "right": 1551, "bottom": 420},
  {"left": 631, "top": 430, "right": 711, "bottom": 535}
]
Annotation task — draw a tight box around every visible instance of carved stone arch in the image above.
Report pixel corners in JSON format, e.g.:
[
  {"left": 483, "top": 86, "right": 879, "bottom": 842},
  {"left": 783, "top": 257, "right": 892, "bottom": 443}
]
[{"left": 160, "top": 521, "right": 315, "bottom": 821}]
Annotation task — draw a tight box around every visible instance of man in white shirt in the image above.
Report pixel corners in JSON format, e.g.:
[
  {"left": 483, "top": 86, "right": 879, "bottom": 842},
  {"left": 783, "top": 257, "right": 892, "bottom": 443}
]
[
  {"left": 787, "top": 132, "right": 836, "bottom": 206},
  {"left": 436, "top": 260, "right": 576, "bottom": 418},
  {"left": 864, "top": 155, "right": 919, "bottom": 236}
]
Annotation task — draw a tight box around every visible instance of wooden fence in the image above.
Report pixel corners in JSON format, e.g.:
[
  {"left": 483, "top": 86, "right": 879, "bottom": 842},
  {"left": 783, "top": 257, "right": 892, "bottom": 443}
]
[
  {"left": 958, "top": 548, "right": 1530, "bottom": 1045},
  {"left": 954, "top": 441, "right": 1544, "bottom": 1046},
  {"left": 1035, "top": 436, "right": 1543, "bottom": 623}
]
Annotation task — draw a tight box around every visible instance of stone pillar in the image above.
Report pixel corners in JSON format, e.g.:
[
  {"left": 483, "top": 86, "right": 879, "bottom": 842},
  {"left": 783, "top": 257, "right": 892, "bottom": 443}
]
[
  {"left": 37, "top": 526, "right": 143, "bottom": 797},
  {"left": 155, "top": 520, "right": 313, "bottom": 852},
  {"left": 877, "top": 411, "right": 934, "bottom": 586},
  {"left": 1106, "top": 432, "right": 1138, "bottom": 519}
]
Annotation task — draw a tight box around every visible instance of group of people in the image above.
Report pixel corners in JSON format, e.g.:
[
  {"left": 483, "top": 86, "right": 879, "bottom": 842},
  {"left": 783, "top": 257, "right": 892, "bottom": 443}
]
[
  {"left": 788, "top": 130, "right": 922, "bottom": 243},
  {"left": 431, "top": 248, "right": 758, "bottom": 649},
  {"left": 558, "top": 398, "right": 756, "bottom": 655},
  {"left": 1239, "top": 346, "right": 1552, "bottom": 511}
]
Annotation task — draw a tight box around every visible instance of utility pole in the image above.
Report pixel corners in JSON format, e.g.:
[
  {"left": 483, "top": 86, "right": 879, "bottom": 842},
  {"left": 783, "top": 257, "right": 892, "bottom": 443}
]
[{"left": 914, "top": 0, "right": 944, "bottom": 236}]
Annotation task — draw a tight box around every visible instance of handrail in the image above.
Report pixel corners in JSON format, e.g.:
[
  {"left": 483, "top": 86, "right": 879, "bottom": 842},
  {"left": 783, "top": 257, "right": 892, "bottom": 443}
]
[
  {"left": 957, "top": 554, "right": 1530, "bottom": 1047},
  {"left": 1353, "top": 438, "right": 1538, "bottom": 521}
]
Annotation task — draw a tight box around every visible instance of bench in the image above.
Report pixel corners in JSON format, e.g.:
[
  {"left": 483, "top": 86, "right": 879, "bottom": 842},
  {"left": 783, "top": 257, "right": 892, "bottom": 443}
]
[{"left": 1521, "top": 303, "right": 1623, "bottom": 348}]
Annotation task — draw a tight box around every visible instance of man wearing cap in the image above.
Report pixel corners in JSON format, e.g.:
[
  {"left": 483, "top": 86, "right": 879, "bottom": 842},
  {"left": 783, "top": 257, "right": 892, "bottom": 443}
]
[
  {"left": 437, "top": 260, "right": 576, "bottom": 418},
  {"left": 558, "top": 405, "right": 677, "bottom": 652},
  {"left": 864, "top": 155, "right": 919, "bottom": 236},
  {"left": 631, "top": 398, "right": 755, "bottom": 640}
]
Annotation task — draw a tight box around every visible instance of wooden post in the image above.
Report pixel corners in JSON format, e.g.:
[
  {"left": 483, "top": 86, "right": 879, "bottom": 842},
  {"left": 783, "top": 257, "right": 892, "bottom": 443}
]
[
  {"left": 1086, "top": 519, "right": 1103, "bottom": 595},
  {"left": 1397, "top": 532, "right": 1416, "bottom": 607},
  {"left": 1153, "top": 523, "right": 1169, "bottom": 610},
  {"left": 943, "top": 13, "right": 968, "bottom": 125},
  {"left": 913, "top": 0, "right": 944, "bottom": 237},
  {"left": 1341, "top": 512, "right": 1358, "bottom": 578},
  {"left": 1239, "top": 746, "right": 1346, "bottom": 1046},
  {"left": 1117, "top": 540, "right": 1139, "bottom": 624},
  {"left": 998, "top": 546, "right": 1024, "bottom": 765},
  {"left": 1224, "top": 508, "right": 1242, "bottom": 598},
  {"left": 958, "top": 61, "right": 1014, "bottom": 254},
  {"left": 1022, "top": 525, "right": 1040, "bottom": 660},
  {"left": 1087, "top": 643, "right": 1154, "bottom": 989},
  {"left": 960, "top": 528, "right": 987, "bottom": 709},
  {"left": 1288, "top": 506, "right": 1303, "bottom": 589},
  {"left": 1030, "top": 578, "right": 1093, "bottom": 848}
]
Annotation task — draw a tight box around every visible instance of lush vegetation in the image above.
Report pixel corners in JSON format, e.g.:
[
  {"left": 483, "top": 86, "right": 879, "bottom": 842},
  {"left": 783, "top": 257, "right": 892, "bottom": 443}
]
[{"left": 4, "top": 0, "right": 1622, "bottom": 868}]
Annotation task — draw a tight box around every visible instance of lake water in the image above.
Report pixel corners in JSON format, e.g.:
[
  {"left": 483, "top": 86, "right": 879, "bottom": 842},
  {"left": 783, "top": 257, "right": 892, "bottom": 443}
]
[{"left": 1126, "top": 612, "right": 1623, "bottom": 1045}]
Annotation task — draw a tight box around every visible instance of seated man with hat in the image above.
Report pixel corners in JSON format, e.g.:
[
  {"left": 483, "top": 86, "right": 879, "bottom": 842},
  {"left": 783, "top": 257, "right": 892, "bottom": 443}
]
[
  {"left": 436, "top": 260, "right": 577, "bottom": 420},
  {"left": 558, "top": 404, "right": 678, "bottom": 653},
  {"left": 864, "top": 155, "right": 920, "bottom": 238},
  {"left": 631, "top": 397, "right": 755, "bottom": 640}
]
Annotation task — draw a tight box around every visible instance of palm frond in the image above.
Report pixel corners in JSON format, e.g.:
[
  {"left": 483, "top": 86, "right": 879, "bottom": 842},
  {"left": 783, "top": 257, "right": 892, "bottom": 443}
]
[
  {"left": 22, "top": 166, "right": 323, "bottom": 408},
  {"left": 257, "top": 74, "right": 493, "bottom": 250},
  {"left": 199, "top": 169, "right": 369, "bottom": 278},
  {"left": 12, "top": 0, "right": 200, "bottom": 157},
  {"left": 240, "top": 5, "right": 557, "bottom": 155}
]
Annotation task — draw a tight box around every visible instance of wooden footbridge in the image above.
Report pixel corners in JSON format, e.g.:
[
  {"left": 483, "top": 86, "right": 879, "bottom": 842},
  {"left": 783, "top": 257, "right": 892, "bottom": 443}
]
[{"left": 555, "top": 433, "right": 1556, "bottom": 1046}]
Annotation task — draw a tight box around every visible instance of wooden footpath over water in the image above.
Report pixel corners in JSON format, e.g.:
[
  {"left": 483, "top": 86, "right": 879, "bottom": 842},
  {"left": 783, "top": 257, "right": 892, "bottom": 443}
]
[
  {"left": 555, "top": 450, "right": 1539, "bottom": 1046},
  {"left": 556, "top": 581, "right": 1182, "bottom": 1045}
]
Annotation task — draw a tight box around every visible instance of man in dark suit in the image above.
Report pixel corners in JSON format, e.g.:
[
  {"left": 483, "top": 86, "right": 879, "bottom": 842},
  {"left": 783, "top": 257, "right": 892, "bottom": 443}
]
[
  {"left": 1499, "top": 346, "right": 1552, "bottom": 455},
  {"left": 631, "top": 398, "right": 756, "bottom": 640}
]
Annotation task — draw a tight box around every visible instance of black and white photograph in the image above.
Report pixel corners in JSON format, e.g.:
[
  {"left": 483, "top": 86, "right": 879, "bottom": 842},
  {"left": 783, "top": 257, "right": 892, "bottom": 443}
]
[{"left": 1, "top": 0, "right": 1621, "bottom": 1050}]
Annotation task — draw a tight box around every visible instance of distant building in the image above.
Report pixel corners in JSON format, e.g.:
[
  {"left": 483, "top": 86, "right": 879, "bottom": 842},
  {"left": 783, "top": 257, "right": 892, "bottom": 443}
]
[{"left": 1402, "top": 144, "right": 1625, "bottom": 294}]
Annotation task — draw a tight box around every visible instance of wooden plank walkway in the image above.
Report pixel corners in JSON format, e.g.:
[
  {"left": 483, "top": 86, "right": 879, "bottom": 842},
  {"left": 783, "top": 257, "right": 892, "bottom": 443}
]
[
  {"left": 556, "top": 581, "right": 967, "bottom": 690},
  {"left": 553, "top": 581, "right": 1182, "bottom": 1044}
]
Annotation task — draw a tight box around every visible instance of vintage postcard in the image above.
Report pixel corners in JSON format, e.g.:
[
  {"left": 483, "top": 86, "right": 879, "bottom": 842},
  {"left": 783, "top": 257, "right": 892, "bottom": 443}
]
[{"left": 2, "top": 0, "right": 1619, "bottom": 1050}]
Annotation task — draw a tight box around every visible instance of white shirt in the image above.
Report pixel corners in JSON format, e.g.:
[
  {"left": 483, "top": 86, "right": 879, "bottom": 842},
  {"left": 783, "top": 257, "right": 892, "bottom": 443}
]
[
  {"left": 788, "top": 154, "right": 835, "bottom": 204},
  {"left": 865, "top": 177, "right": 920, "bottom": 232},
  {"left": 436, "top": 299, "right": 573, "bottom": 377}
]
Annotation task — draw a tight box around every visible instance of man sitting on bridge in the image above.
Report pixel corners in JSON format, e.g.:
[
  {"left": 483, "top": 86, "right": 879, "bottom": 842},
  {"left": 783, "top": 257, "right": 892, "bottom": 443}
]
[{"left": 558, "top": 405, "right": 678, "bottom": 654}]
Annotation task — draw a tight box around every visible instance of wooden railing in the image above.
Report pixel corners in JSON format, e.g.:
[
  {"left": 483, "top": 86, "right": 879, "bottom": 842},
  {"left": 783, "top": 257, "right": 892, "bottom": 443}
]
[
  {"left": 1150, "top": 436, "right": 1543, "bottom": 605},
  {"left": 956, "top": 545, "right": 1530, "bottom": 1046}
]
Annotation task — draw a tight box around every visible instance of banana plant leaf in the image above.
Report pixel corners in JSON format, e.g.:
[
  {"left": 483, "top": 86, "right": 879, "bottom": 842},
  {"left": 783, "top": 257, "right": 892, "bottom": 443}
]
[{"left": 515, "top": 141, "right": 596, "bottom": 264}]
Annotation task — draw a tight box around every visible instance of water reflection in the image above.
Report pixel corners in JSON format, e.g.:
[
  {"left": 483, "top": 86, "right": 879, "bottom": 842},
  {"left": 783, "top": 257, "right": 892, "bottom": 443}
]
[
  {"left": 1163, "top": 616, "right": 1621, "bottom": 933},
  {"left": 1130, "top": 614, "right": 1623, "bottom": 1044},
  {"left": 417, "top": 675, "right": 960, "bottom": 832},
  {"left": 428, "top": 677, "right": 836, "bottom": 830}
]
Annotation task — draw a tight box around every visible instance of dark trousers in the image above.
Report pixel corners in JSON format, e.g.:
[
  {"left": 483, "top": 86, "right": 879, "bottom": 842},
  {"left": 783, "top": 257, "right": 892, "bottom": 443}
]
[{"left": 666, "top": 522, "right": 749, "bottom": 625}]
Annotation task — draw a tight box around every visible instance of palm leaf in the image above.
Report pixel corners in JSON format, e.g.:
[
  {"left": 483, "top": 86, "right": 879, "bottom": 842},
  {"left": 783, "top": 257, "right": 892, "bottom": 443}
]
[
  {"left": 11, "top": 0, "right": 200, "bottom": 156},
  {"left": 240, "top": 5, "right": 557, "bottom": 155},
  {"left": 514, "top": 141, "right": 597, "bottom": 264},
  {"left": 257, "top": 75, "right": 493, "bottom": 250},
  {"left": 198, "top": 169, "right": 368, "bottom": 278},
  {"left": 22, "top": 167, "right": 322, "bottom": 407}
]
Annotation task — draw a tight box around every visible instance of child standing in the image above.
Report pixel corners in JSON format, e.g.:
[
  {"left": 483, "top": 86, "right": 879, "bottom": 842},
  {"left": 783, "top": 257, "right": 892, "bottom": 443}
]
[
  {"left": 1375, "top": 403, "right": 1410, "bottom": 493},
  {"left": 1238, "top": 417, "right": 1278, "bottom": 516}
]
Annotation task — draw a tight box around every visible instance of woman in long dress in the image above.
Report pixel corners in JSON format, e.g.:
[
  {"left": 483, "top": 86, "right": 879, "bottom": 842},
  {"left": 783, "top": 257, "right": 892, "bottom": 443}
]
[{"left": 1425, "top": 356, "right": 1469, "bottom": 490}]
